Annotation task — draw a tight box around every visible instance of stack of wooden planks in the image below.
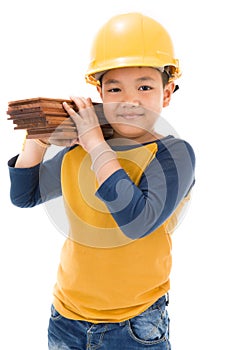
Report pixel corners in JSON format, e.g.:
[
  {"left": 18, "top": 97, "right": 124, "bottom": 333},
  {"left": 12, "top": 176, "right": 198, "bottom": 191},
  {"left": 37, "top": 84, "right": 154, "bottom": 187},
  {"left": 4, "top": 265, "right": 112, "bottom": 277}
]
[{"left": 7, "top": 97, "right": 112, "bottom": 140}]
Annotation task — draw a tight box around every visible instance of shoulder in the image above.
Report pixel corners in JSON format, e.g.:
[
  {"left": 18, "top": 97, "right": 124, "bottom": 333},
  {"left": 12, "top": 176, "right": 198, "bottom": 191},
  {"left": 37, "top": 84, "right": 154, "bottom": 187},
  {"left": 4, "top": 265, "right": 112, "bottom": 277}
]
[{"left": 155, "top": 136, "right": 195, "bottom": 167}]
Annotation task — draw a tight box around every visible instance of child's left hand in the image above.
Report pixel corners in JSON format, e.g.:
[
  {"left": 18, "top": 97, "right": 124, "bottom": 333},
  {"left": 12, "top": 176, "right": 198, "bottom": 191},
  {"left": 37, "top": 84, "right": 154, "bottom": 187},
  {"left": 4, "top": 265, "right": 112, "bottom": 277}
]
[{"left": 63, "top": 96, "right": 105, "bottom": 152}]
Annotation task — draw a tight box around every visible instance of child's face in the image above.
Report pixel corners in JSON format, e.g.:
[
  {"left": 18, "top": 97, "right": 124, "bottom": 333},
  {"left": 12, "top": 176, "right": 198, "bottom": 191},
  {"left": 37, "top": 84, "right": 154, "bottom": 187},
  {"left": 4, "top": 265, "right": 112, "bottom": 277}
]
[{"left": 97, "top": 67, "right": 174, "bottom": 142}]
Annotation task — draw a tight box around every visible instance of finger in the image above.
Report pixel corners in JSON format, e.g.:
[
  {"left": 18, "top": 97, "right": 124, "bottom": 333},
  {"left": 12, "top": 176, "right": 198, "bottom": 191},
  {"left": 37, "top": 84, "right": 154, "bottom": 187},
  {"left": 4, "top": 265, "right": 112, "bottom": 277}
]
[
  {"left": 81, "top": 97, "right": 92, "bottom": 108},
  {"left": 86, "top": 97, "right": 93, "bottom": 107},
  {"left": 70, "top": 96, "right": 85, "bottom": 110},
  {"left": 71, "top": 96, "right": 93, "bottom": 110},
  {"left": 62, "top": 102, "right": 82, "bottom": 130},
  {"left": 63, "top": 101, "right": 77, "bottom": 116}
]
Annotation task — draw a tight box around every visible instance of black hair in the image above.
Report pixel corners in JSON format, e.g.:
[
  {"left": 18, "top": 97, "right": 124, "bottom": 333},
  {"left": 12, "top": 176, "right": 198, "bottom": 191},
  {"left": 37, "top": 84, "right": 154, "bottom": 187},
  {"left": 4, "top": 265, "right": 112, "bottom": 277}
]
[{"left": 161, "top": 70, "right": 170, "bottom": 87}]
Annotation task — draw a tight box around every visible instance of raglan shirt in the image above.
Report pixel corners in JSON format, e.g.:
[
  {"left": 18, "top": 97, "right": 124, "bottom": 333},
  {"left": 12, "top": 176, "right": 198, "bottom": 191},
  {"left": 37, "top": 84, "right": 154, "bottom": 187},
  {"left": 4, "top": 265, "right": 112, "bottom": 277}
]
[{"left": 8, "top": 136, "right": 195, "bottom": 322}]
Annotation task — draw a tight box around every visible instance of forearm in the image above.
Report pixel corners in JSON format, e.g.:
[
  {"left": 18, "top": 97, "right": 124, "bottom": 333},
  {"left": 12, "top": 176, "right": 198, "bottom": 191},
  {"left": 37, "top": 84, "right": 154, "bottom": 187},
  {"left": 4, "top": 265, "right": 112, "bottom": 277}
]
[
  {"left": 89, "top": 141, "right": 122, "bottom": 185},
  {"left": 8, "top": 156, "right": 42, "bottom": 207},
  {"left": 15, "top": 138, "right": 50, "bottom": 168},
  {"left": 8, "top": 145, "right": 66, "bottom": 207},
  {"left": 95, "top": 160, "right": 122, "bottom": 185},
  {"left": 96, "top": 138, "right": 196, "bottom": 239},
  {"left": 96, "top": 169, "right": 167, "bottom": 239}
]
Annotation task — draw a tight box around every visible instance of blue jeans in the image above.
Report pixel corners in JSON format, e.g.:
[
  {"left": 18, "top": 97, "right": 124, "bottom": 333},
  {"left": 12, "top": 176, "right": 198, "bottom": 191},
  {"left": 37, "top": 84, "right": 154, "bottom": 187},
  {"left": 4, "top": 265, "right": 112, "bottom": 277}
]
[{"left": 48, "top": 295, "right": 171, "bottom": 349}]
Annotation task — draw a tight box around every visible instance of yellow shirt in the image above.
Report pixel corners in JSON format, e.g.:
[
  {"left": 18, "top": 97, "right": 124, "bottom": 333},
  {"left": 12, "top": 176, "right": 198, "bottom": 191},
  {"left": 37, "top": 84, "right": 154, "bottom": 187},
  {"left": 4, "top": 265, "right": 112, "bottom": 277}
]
[{"left": 53, "top": 143, "right": 177, "bottom": 323}]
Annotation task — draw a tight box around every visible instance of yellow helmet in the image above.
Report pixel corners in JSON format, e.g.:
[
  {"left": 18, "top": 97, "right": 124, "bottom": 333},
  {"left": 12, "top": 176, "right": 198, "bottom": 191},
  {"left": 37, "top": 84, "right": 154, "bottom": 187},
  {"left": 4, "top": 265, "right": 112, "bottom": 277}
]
[{"left": 85, "top": 12, "right": 181, "bottom": 86}]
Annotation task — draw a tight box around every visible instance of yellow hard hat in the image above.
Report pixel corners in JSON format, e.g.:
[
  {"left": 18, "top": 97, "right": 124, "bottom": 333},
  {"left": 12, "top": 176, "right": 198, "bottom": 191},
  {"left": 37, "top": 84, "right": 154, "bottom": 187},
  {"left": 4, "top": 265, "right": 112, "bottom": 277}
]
[{"left": 85, "top": 12, "right": 181, "bottom": 86}]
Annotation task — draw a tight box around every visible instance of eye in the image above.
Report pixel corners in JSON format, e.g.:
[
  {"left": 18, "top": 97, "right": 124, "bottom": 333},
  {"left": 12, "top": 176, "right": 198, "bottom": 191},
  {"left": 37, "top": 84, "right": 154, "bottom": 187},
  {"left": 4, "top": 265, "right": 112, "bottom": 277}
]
[
  {"left": 139, "top": 85, "right": 153, "bottom": 91},
  {"left": 107, "top": 87, "right": 121, "bottom": 93}
]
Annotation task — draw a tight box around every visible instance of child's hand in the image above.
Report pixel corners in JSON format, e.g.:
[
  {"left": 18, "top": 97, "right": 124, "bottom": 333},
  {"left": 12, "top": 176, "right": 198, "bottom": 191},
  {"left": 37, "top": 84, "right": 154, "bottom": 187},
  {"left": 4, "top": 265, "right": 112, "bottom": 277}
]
[{"left": 63, "top": 97, "right": 105, "bottom": 152}]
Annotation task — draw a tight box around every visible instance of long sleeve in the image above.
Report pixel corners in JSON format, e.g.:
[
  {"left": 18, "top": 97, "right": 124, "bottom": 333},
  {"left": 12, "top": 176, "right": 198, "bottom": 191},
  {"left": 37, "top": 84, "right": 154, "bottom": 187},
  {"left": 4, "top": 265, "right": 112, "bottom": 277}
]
[
  {"left": 8, "top": 147, "right": 69, "bottom": 208},
  {"left": 96, "top": 137, "right": 195, "bottom": 239}
]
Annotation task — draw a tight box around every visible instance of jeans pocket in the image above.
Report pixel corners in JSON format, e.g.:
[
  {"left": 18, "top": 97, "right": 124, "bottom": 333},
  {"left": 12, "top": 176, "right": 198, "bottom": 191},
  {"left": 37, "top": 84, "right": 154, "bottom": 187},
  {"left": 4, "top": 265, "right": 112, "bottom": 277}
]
[
  {"left": 128, "top": 301, "right": 169, "bottom": 344},
  {"left": 50, "top": 304, "right": 62, "bottom": 321}
]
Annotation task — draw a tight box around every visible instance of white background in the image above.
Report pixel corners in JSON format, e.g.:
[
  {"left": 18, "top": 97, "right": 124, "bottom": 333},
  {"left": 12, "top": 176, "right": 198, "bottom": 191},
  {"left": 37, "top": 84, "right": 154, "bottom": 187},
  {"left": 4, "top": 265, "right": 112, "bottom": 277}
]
[{"left": 0, "top": 0, "right": 232, "bottom": 349}]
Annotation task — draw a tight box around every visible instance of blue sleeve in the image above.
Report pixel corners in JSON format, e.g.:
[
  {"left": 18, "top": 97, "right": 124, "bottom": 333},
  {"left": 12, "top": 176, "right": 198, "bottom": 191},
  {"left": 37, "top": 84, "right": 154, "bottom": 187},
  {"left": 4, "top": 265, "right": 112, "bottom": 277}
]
[
  {"left": 96, "top": 137, "right": 195, "bottom": 239},
  {"left": 8, "top": 147, "right": 69, "bottom": 208}
]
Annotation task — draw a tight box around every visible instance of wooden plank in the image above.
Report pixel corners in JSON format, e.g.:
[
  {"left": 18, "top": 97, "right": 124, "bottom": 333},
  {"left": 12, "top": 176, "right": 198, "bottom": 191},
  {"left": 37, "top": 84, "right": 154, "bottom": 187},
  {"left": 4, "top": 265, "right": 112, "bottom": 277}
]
[{"left": 7, "top": 97, "right": 113, "bottom": 139}]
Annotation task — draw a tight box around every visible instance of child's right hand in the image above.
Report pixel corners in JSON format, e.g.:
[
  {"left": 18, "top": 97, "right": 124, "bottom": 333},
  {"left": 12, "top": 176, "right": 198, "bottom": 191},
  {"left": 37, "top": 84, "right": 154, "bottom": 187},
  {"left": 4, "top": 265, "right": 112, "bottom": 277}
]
[{"left": 63, "top": 96, "right": 105, "bottom": 153}]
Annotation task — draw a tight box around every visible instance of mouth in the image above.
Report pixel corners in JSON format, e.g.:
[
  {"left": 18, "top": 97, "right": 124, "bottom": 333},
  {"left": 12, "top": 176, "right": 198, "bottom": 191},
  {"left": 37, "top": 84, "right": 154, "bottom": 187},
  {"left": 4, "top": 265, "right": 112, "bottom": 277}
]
[{"left": 117, "top": 113, "right": 144, "bottom": 120}]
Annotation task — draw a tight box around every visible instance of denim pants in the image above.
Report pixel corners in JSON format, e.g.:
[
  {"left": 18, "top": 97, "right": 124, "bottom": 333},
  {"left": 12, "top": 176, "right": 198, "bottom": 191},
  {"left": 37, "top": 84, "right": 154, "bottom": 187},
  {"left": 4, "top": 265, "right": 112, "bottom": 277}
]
[{"left": 48, "top": 295, "right": 171, "bottom": 350}]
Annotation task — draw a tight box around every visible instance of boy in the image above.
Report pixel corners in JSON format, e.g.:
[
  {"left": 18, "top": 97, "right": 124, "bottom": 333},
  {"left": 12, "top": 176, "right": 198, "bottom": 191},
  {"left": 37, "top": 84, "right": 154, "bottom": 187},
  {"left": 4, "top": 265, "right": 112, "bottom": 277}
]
[{"left": 8, "top": 12, "right": 195, "bottom": 349}]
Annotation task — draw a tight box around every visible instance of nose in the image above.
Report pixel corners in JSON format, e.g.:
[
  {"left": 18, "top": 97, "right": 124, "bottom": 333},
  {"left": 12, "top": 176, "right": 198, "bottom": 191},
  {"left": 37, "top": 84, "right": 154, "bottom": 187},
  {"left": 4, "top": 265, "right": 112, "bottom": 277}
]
[
  {"left": 121, "top": 90, "right": 140, "bottom": 107},
  {"left": 121, "top": 101, "right": 140, "bottom": 111}
]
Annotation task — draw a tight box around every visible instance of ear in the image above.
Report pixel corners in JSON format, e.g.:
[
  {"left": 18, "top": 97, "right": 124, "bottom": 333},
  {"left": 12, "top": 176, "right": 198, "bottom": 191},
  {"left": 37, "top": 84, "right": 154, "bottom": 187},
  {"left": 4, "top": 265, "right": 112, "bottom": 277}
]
[
  {"left": 96, "top": 85, "right": 103, "bottom": 99},
  {"left": 163, "top": 82, "right": 176, "bottom": 107}
]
